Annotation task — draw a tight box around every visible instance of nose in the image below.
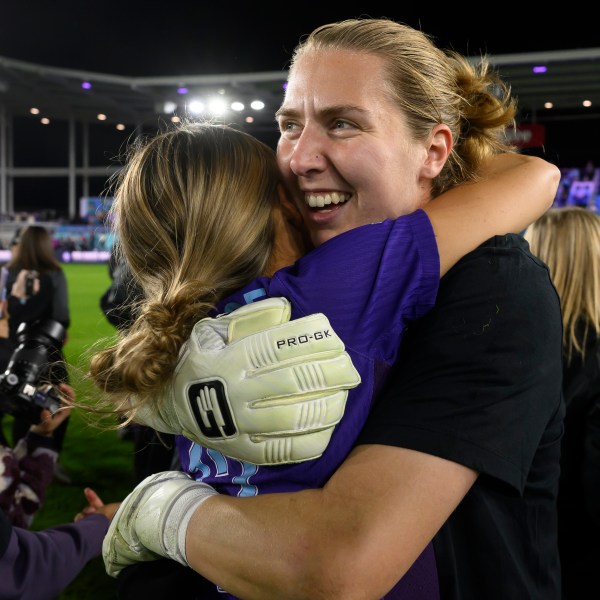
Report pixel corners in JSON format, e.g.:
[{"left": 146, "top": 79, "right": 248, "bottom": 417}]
[{"left": 287, "top": 129, "right": 327, "bottom": 177}]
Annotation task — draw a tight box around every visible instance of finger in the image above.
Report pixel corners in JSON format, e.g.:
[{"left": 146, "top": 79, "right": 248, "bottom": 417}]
[
  {"left": 177, "top": 353, "right": 359, "bottom": 432},
  {"left": 250, "top": 352, "right": 360, "bottom": 392},
  {"left": 204, "top": 427, "right": 337, "bottom": 465},
  {"left": 85, "top": 487, "right": 104, "bottom": 508},
  {"left": 222, "top": 297, "right": 291, "bottom": 342},
  {"left": 181, "top": 389, "right": 348, "bottom": 440},
  {"left": 74, "top": 507, "right": 97, "bottom": 521},
  {"left": 231, "top": 313, "right": 348, "bottom": 366},
  {"left": 37, "top": 408, "right": 52, "bottom": 423},
  {"left": 57, "top": 383, "right": 75, "bottom": 402},
  {"left": 53, "top": 406, "right": 72, "bottom": 423}
]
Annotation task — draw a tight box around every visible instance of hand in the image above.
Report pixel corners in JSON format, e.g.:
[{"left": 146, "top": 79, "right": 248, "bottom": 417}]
[
  {"left": 102, "top": 471, "right": 217, "bottom": 578},
  {"left": 74, "top": 487, "right": 121, "bottom": 523},
  {"left": 134, "top": 297, "right": 361, "bottom": 465},
  {"left": 11, "top": 269, "right": 39, "bottom": 299},
  {"left": 29, "top": 383, "right": 74, "bottom": 436}
]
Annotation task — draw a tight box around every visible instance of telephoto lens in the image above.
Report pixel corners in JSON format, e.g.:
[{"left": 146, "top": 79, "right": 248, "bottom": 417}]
[{"left": 0, "top": 319, "right": 66, "bottom": 423}]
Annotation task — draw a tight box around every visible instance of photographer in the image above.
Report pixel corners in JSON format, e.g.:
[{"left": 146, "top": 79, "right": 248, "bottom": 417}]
[
  {"left": 0, "top": 226, "right": 71, "bottom": 483},
  {"left": 0, "top": 384, "right": 71, "bottom": 528},
  {"left": 0, "top": 351, "right": 118, "bottom": 599}
]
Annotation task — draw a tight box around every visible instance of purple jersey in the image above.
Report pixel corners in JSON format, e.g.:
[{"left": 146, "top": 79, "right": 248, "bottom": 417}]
[{"left": 177, "top": 209, "right": 439, "bottom": 496}]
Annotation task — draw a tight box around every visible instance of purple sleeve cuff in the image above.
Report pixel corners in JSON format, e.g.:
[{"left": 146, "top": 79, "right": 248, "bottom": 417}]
[{"left": 0, "top": 513, "right": 109, "bottom": 599}]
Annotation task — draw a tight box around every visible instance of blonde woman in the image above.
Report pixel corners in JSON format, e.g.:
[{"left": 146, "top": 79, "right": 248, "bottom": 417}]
[{"left": 525, "top": 207, "right": 600, "bottom": 599}]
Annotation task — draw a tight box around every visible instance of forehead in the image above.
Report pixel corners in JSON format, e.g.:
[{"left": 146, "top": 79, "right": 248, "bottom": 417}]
[{"left": 281, "top": 49, "right": 394, "bottom": 115}]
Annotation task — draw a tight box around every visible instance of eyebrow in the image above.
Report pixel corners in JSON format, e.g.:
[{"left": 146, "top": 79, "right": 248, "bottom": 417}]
[{"left": 275, "top": 104, "right": 369, "bottom": 120}]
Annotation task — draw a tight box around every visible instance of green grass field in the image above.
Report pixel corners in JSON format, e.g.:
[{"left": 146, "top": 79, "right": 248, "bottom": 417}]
[{"left": 2, "top": 263, "right": 139, "bottom": 599}]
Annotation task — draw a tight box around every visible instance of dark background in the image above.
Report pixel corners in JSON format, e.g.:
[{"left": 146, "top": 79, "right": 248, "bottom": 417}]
[
  {"left": 1, "top": 2, "right": 599, "bottom": 216},
  {"left": 2, "top": 2, "right": 598, "bottom": 74}
]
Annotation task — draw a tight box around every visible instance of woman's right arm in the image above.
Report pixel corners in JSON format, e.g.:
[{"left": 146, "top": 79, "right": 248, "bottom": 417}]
[{"left": 424, "top": 153, "right": 560, "bottom": 276}]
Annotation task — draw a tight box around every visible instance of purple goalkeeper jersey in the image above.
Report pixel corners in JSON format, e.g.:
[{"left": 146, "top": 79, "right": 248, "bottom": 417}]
[{"left": 176, "top": 209, "right": 439, "bottom": 496}]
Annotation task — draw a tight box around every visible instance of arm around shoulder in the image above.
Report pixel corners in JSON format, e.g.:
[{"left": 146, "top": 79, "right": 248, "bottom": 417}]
[
  {"left": 426, "top": 152, "right": 561, "bottom": 276},
  {"left": 184, "top": 445, "right": 476, "bottom": 600}
]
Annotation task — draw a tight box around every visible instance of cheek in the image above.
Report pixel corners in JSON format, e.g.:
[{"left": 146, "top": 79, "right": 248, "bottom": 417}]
[
  {"left": 276, "top": 138, "right": 296, "bottom": 174},
  {"left": 356, "top": 167, "right": 421, "bottom": 220}
]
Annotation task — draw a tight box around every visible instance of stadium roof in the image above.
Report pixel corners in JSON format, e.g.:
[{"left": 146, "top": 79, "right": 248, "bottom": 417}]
[
  {"left": 2, "top": 47, "right": 600, "bottom": 135},
  {"left": 1, "top": 47, "right": 600, "bottom": 219}
]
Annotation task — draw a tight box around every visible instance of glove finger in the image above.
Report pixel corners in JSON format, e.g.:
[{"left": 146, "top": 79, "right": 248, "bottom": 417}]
[
  {"left": 204, "top": 426, "right": 337, "bottom": 465},
  {"left": 225, "top": 297, "right": 292, "bottom": 342},
  {"left": 240, "top": 389, "right": 348, "bottom": 432},
  {"left": 246, "top": 353, "right": 361, "bottom": 399},
  {"left": 103, "top": 497, "right": 138, "bottom": 577},
  {"left": 103, "top": 522, "right": 135, "bottom": 577},
  {"left": 103, "top": 472, "right": 192, "bottom": 577},
  {"left": 232, "top": 313, "right": 346, "bottom": 367},
  {"left": 182, "top": 388, "right": 348, "bottom": 442}
]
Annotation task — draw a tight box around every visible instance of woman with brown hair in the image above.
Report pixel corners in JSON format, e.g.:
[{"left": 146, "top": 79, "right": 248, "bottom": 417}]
[{"left": 1, "top": 224, "right": 71, "bottom": 478}]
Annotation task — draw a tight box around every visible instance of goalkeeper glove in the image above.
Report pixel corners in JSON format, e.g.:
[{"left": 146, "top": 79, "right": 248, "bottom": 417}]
[
  {"left": 103, "top": 471, "right": 217, "bottom": 578},
  {"left": 135, "top": 297, "right": 360, "bottom": 464}
]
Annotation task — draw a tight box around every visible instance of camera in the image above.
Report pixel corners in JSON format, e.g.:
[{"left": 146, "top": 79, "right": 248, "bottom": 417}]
[
  {"left": 0, "top": 319, "right": 66, "bottom": 424},
  {"left": 24, "top": 271, "right": 37, "bottom": 296}
]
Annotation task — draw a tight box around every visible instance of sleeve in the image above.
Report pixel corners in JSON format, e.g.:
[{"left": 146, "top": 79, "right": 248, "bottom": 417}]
[
  {"left": 583, "top": 396, "right": 600, "bottom": 526},
  {"left": 117, "top": 559, "right": 226, "bottom": 599},
  {"left": 0, "top": 433, "right": 58, "bottom": 528},
  {"left": 356, "top": 235, "right": 564, "bottom": 492},
  {"left": 272, "top": 210, "right": 440, "bottom": 362},
  {"left": 99, "top": 262, "right": 141, "bottom": 330},
  {"left": 6, "top": 272, "right": 54, "bottom": 328},
  {"left": 50, "top": 270, "right": 70, "bottom": 329},
  {"left": 0, "top": 513, "right": 108, "bottom": 600}
]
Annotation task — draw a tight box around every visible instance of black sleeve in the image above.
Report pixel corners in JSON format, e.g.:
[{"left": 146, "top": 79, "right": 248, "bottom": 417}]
[
  {"left": 583, "top": 396, "right": 600, "bottom": 525},
  {"left": 6, "top": 272, "right": 54, "bottom": 332},
  {"left": 357, "top": 234, "right": 564, "bottom": 492},
  {"left": 100, "top": 263, "right": 142, "bottom": 330},
  {"left": 117, "top": 560, "right": 224, "bottom": 599},
  {"left": 0, "top": 509, "right": 11, "bottom": 559}
]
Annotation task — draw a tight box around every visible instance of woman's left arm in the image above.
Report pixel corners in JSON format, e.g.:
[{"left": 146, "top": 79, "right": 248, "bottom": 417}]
[{"left": 50, "top": 270, "right": 70, "bottom": 328}]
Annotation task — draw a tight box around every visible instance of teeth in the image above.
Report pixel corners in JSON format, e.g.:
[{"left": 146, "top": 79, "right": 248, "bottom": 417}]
[{"left": 305, "top": 192, "right": 349, "bottom": 208}]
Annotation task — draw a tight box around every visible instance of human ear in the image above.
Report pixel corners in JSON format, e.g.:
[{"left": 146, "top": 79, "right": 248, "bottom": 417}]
[{"left": 421, "top": 124, "right": 452, "bottom": 179}]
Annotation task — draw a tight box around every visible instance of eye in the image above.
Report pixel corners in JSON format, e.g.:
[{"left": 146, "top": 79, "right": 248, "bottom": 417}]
[
  {"left": 333, "top": 119, "right": 352, "bottom": 129},
  {"left": 277, "top": 117, "right": 297, "bottom": 132}
]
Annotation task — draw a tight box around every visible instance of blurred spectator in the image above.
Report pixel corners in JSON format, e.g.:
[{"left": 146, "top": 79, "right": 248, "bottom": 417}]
[
  {"left": 0, "top": 384, "right": 119, "bottom": 599},
  {"left": 0, "top": 385, "right": 72, "bottom": 527},
  {"left": 0, "top": 225, "right": 71, "bottom": 484},
  {"left": 0, "top": 484, "right": 118, "bottom": 600},
  {"left": 524, "top": 207, "right": 600, "bottom": 599},
  {"left": 100, "top": 246, "right": 179, "bottom": 484},
  {"left": 100, "top": 246, "right": 141, "bottom": 331}
]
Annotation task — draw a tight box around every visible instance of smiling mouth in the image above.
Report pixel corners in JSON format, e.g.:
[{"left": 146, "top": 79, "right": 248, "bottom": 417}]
[{"left": 304, "top": 192, "right": 350, "bottom": 209}]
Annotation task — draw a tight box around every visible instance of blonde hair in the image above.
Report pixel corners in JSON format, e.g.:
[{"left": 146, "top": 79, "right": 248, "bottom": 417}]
[
  {"left": 89, "top": 121, "right": 284, "bottom": 416},
  {"left": 291, "top": 18, "right": 517, "bottom": 197},
  {"left": 524, "top": 207, "right": 600, "bottom": 363}
]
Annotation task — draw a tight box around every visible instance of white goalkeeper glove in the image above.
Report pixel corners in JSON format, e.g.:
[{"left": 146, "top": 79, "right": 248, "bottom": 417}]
[
  {"left": 103, "top": 471, "right": 217, "bottom": 578},
  {"left": 135, "top": 297, "right": 360, "bottom": 465}
]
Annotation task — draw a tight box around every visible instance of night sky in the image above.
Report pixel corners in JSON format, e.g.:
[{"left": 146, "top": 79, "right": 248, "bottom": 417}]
[{"left": 1, "top": 2, "right": 598, "bottom": 76}]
